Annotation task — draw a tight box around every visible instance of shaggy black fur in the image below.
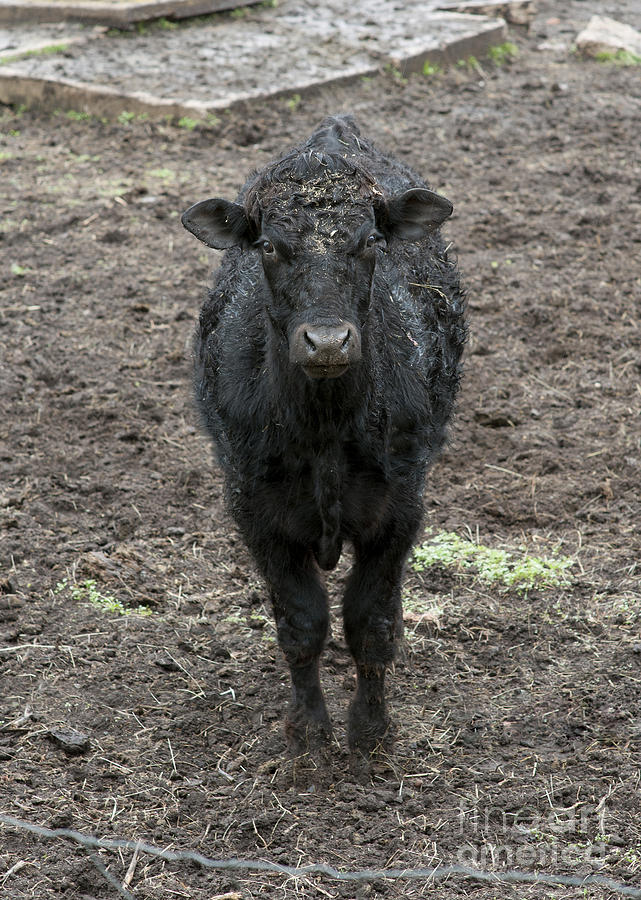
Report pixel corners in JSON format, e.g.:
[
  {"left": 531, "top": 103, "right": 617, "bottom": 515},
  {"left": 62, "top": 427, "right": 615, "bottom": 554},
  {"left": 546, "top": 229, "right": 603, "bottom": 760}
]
[{"left": 182, "top": 115, "right": 467, "bottom": 753}]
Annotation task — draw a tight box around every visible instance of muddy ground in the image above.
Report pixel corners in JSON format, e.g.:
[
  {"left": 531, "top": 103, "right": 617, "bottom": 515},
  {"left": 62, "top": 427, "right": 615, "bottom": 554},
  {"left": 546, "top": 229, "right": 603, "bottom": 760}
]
[{"left": 1, "top": 1, "right": 640, "bottom": 897}]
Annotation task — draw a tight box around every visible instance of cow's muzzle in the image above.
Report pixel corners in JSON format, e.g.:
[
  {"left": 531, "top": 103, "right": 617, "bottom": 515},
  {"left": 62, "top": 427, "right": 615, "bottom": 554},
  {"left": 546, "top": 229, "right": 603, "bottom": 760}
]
[{"left": 290, "top": 322, "right": 362, "bottom": 379}]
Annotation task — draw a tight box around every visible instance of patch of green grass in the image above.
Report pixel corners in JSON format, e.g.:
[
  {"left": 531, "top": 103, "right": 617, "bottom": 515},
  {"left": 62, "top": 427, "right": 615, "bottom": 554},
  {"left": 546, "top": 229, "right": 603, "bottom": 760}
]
[
  {"left": 412, "top": 530, "right": 574, "bottom": 594},
  {"left": 0, "top": 43, "right": 68, "bottom": 65},
  {"left": 488, "top": 41, "right": 518, "bottom": 66},
  {"left": 66, "top": 109, "right": 92, "bottom": 121},
  {"left": 230, "top": 6, "right": 249, "bottom": 17},
  {"left": 57, "top": 578, "right": 152, "bottom": 617},
  {"left": 594, "top": 48, "right": 641, "bottom": 66},
  {"left": 384, "top": 62, "right": 407, "bottom": 84},
  {"left": 422, "top": 60, "right": 441, "bottom": 77},
  {"left": 456, "top": 55, "right": 485, "bottom": 76},
  {"left": 11, "top": 263, "right": 27, "bottom": 276},
  {"left": 286, "top": 93, "right": 301, "bottom": 112},
  {"left": 148, "top": 166, "right": 175, "bottom": 180},
  {"left": 114, "top": 109, "right": 148, "bottom": 126},
  {"left": 177, "top": 116, "right": 199, "bottom": 130}
]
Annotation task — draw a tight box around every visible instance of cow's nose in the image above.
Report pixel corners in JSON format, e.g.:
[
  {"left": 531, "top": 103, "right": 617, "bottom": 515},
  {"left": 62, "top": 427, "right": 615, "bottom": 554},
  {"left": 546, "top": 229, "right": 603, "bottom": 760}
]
[
  {"left": 290, "top": 322, "right": 361, "bottom": 377},
  {"left": 304, "top": 325, "right": 350, "bottom": 356}
]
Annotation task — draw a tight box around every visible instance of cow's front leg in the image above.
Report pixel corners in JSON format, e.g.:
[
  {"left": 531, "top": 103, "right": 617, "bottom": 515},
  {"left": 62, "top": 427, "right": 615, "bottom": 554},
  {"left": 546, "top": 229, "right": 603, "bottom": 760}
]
[
  {"left": 266, "top": 546, "right": 332, "bottom": 751},
  {"left": 343, "top": 516, "right": 418, "bottom": 753}
]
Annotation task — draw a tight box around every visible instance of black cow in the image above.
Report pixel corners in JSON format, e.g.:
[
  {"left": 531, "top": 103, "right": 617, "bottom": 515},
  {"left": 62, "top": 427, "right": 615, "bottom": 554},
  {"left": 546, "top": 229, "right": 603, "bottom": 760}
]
[{"left": 182, "top": 115, "right": 466, "bottom": 754}]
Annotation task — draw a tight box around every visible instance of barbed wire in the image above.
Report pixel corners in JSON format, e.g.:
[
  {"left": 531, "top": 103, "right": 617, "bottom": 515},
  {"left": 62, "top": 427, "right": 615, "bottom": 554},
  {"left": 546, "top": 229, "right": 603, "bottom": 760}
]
[{"left": 2, "top": 813, "right": 641, "bottom": 897}]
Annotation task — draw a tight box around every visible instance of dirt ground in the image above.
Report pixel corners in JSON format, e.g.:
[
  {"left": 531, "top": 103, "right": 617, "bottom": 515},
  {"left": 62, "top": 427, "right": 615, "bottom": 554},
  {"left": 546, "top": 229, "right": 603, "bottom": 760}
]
[{"left": 1, "top": 1, "right": 640, "bottom": 897}]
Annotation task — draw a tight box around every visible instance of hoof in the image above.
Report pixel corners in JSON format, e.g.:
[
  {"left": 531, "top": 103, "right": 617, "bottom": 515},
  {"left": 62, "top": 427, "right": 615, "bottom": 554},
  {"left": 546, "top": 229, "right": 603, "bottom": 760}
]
[
  {"left": 347, "top": 699, "right": 391, "bottom": 755},
  {"left": 285, "top": 708, "right": 333, "bottom": 754}
]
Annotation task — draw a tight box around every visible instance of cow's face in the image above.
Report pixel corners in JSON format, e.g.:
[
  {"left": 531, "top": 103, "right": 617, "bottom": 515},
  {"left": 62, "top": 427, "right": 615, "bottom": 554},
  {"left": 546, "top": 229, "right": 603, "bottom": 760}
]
[
  {"left": 254, "top": 201, "right": 381, "bottom": 378},
  {"left": 182, "top": 182, "right": 452, "bottom": 380}
]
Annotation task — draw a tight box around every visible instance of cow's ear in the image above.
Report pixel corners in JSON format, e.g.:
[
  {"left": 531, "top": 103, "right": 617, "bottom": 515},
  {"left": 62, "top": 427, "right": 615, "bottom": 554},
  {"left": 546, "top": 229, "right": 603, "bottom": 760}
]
[
  {"left": 384, "top": 188, "right": 453, "bottom": 240},
  {"left": 181, "top": 199, "right": 250, "bottom": 249}
]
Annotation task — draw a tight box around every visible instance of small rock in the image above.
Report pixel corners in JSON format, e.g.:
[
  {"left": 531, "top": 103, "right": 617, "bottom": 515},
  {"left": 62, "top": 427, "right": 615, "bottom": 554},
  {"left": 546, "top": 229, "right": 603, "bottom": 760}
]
[
  {"left": 154, "top": 654, "right": 180, "bottom": 671},
  {"left": 576, "top": 15, "right": 641, "bottom": 58},
  {"left": 47, "top": 727, "right": 90, "bottom": 755}
]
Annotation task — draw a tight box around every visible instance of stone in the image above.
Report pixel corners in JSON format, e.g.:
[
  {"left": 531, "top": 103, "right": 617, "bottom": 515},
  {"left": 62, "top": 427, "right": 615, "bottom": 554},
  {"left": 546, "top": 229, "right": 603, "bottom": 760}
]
[{"left": 575, "top": 14, "right": 641, "bottom": 59}]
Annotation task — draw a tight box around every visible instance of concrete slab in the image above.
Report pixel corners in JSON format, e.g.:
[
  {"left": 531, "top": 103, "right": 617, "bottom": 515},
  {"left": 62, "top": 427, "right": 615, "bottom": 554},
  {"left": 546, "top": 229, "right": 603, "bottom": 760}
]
[
  {"left": 0, "top": 0, "right": 506, "bottom": 120},
  {"left": 0, "top": 0, "right": 258, "bottom": 27},
  {"left": 437, "top": 0, "right": 534, "bottom": 27},
  {"left": 0, "top": 21, "right": 99, "bottom": 60}
]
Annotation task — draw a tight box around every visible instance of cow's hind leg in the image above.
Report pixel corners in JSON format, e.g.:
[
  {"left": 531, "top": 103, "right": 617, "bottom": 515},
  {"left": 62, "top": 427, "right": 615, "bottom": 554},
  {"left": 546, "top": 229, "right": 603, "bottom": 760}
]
[
  {"left": 266, "top": 546, "right": 332, "bottom": 751},
  {"left": 343, "top": 518, "right": 417, "bottom": 754}
]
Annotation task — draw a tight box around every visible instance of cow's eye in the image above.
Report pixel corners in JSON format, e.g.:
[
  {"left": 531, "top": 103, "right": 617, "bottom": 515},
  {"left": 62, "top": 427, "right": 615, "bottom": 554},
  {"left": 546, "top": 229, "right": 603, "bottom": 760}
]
[
  {"left": 365, "top": 232, "right": 384, "bottom": 249},
  {"left": 261, "top": 239, "right": 276, "bottom": 255}
]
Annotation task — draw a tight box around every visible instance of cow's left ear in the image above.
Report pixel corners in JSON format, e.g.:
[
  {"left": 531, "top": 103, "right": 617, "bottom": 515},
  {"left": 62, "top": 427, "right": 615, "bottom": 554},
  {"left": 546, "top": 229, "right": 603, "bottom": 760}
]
[
  {"left": 384, "top": 188, "right": 453, "bottom": 240},
  {"left": 181, "top": 199, "right": 250, "bottom": 249}
]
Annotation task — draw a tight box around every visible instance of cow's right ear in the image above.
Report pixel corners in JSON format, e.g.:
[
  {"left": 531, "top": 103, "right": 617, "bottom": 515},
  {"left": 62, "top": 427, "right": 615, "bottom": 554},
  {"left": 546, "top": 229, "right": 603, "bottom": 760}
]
[
  {"left": 384, "top": 188, "right": 453, "bottom": 240},
  {"left": 181, "top": 199, "right": 250, "bottom": 249}
]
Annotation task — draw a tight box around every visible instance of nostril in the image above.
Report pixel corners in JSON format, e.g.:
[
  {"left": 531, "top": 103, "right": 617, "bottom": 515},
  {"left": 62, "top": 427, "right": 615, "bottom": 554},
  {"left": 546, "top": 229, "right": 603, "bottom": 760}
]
[{"left": 291, "top": 322, "right": 361, "bottom": 371}]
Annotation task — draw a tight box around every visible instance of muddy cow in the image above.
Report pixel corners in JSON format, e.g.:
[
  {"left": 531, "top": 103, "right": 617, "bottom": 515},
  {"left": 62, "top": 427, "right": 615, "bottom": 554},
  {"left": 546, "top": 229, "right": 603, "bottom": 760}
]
[{"left": 182, "top": 115, "right": 466, "bottom": 754}]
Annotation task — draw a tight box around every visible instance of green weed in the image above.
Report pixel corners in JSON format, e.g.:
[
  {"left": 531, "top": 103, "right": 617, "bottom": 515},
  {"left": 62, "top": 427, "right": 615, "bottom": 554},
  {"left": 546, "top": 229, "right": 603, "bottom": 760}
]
[
  {"left": 412, "top": 530, "right": 574, "bottom": 594},
  {"left": 58, "top": 578, "right": 152, "bottom": 616},
  {"left": 66, "top": 109, "right": 92, "bottom": 121},
  {"left": 286, "top": 93, "right": 301, "bottom": 112},
  {"left": 148, "top": 166, "right": 175, "bottom": 180},
  {"left": 0, "top": 43, "right": 68, "bottom": 65},
  {"left": 422, "top": 60, "right": 441, "bottom": 77},
  {"left": 384, "top": 63, "right": 407, "bottom": 84},
  {"left": 177, "top": 116, "right": 199, "bottom": 130},
  {"left": 457, "top": 55, "right": 485, "bottom": 76},
  {"left": 488, "top": 41, "right": 518, "bottom": 66},
  {"left": 594, "top": 49, "right": 641, "bottom": 66}
]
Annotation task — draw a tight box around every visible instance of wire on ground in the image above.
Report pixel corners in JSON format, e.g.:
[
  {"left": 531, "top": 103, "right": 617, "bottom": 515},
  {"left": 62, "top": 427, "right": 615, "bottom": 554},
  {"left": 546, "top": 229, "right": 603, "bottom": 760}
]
[{"left": 2, "top": 813, "right": 640, "bottom": 898}]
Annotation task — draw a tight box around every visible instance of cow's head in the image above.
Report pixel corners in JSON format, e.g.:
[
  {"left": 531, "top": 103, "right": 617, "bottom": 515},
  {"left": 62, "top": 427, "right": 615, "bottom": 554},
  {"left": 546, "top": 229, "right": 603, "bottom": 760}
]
[{"left": 182, "top": 170, "right": 452, "bottom": 380}]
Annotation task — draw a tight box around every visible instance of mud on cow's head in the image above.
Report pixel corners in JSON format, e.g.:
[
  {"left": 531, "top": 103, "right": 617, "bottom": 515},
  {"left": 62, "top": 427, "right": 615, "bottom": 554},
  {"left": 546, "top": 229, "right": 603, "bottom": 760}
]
[{"left": 182, "top": 138, "right": 453, "bottom": 380}]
